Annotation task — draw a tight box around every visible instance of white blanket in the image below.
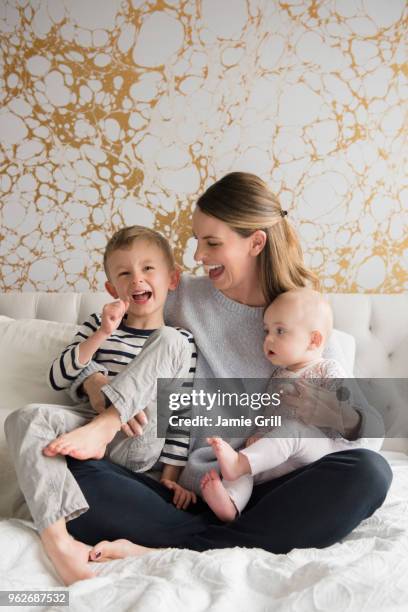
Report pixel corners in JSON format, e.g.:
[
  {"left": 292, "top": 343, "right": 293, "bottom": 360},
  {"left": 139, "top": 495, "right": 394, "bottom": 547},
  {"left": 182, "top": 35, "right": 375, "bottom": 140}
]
[{"left": 1, "top": 452, "right": 407, "bottom": 612}]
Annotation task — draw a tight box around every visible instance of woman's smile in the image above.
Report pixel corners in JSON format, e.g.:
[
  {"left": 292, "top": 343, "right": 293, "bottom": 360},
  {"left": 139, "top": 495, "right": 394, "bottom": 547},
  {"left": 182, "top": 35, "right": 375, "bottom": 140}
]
[
  {"left": 192, "top": 207, "right": 265, "bottom": 305},
  {"left": 204, "top": 264, "right": 225, "bottom": 280}
]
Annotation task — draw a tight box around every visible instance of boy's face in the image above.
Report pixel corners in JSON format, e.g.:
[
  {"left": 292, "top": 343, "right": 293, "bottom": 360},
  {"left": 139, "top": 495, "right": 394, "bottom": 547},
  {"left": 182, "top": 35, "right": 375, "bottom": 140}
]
[
  {"left": 105, "top": 239, "right": 178, "bottom": 326},
  {"left": 263, "top": 298, "right": 314, "bottom": 369}
]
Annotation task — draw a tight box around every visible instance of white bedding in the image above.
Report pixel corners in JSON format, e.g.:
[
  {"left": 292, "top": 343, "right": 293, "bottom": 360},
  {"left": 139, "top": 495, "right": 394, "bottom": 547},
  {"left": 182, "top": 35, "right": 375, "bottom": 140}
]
[{"left": 0, "top": 452, "right": 407, "bottom": 612}]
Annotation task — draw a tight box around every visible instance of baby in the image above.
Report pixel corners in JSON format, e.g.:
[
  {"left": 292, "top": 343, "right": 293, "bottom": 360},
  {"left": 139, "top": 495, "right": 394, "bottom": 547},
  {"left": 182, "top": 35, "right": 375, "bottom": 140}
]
[{"left": 201, "top": 288, "right": 357, "bottom": 521}]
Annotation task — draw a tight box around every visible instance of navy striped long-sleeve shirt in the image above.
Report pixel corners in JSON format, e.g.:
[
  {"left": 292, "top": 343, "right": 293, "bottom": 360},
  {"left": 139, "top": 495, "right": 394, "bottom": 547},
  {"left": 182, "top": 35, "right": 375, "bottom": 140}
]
[{"left": 48, "top": 313, "right": 196, "bottom": 466}]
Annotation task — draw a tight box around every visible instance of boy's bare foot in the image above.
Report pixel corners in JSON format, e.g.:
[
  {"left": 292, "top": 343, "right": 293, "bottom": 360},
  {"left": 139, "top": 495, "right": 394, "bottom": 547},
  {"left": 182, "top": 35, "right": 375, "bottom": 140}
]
[
  {"left": 43, "top": 407, "right": 121, "bottom": 460},
  {"left": 207, "top": 437, "right": 251, "bottom": 481},
  {"left": 41, "top": 532, "right": 94, "bottom": 586},
  {"left": 200, "top": 469, "right": 237, "bottom": 522},
  {"left": 88, "top": 539, "right": 154, "bottom": 562}
]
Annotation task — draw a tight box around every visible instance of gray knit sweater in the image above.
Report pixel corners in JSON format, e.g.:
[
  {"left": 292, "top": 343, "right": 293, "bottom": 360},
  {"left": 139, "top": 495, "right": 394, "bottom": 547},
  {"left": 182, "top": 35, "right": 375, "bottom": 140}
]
[{"left": 166, "top": 275, "right": 346, "bottom": 379}]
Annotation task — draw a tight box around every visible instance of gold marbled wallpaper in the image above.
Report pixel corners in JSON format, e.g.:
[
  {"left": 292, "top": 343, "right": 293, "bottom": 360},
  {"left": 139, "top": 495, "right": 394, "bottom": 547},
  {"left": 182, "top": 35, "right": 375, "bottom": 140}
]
[{"left": 0, "top": 0, "right": 407, "bottom": 292}]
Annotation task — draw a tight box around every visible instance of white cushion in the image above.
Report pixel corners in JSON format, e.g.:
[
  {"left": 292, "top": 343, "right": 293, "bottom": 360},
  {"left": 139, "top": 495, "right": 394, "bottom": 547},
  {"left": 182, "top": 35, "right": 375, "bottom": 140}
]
[
  {"left": 0, "top": 316, "right": 79, "bottom": 518},
  {"left": 0, "top": 316, "right": 79, "bottom": 411},
  {"left": 330, "top": 328, "right": 356, "bottom": 375}
]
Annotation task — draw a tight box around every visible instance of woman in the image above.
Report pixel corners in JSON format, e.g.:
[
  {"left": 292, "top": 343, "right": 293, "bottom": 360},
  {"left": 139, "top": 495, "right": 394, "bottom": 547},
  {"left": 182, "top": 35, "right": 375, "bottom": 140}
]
[{"left": 67, "top": 172, "right": 392, "bottom": 560}]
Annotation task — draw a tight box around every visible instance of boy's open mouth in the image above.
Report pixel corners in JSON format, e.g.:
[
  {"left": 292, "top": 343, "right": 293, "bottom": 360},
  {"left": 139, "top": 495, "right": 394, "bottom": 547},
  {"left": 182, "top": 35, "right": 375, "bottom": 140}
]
[
  {"left": 206, "top": 264, "right": 225, "bottom": 280},
  {"left": 131, "top": 290, "right": 152, "bottom": 304}
]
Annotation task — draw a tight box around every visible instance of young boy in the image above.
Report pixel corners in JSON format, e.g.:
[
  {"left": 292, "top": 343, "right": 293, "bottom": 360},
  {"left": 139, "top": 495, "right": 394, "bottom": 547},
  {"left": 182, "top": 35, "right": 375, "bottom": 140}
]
[
  {"left": 5, "top": 226, "right": 196, "bottom": 585},
  {"left": 201, "top": 288, "right": 360, "bottom": 521}
]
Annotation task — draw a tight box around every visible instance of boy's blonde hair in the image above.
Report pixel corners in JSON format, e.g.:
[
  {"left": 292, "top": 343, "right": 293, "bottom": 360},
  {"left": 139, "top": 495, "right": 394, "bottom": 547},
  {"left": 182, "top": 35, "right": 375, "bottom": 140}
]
[
  {"left": 103, "top": 226, "right": 175, "bottom": 277},
  {"left": 197, "top": 172, "right": 320, "bottom": 303}
]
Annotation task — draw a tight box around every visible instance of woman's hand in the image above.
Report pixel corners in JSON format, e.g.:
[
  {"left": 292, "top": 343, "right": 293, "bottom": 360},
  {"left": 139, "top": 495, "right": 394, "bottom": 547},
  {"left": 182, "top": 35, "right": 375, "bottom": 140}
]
[
  {"left": 283, "top": 380, "right": 342, "bottom": 429},
  {"left": 283, "top": 380, "right": 361, "bottom": 439},
  {"left": 121, "top": 411, "right": 148, "bottom": 437},
  {"left": 160, "top": 479, "right": 197, "bottom": 510},
  {"left": 245, "top": 434, "right": 262, "bottom": 448}
]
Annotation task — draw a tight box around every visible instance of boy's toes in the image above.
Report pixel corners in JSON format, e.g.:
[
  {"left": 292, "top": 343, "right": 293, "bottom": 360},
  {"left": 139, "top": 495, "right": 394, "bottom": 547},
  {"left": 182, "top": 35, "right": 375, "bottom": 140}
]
[
  {"left": 43, "top": 446, "right": 56, "bottom": 456},
  {"left": 52, "top": 441, "right": 68, "bottom": 453},
  {"left": 58, "top": 443, "right": 75, "bottom": 455}
]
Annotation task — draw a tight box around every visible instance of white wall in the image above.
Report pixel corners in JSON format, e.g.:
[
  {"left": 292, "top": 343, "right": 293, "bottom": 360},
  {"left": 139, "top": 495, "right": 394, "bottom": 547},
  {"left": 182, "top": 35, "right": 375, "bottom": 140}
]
[{"left": 0, "top": 0, "right": 406, "bottom": 292}]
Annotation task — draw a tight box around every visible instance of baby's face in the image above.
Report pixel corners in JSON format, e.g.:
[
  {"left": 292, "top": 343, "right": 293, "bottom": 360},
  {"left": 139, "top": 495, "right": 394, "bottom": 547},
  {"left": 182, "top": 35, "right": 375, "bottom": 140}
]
[{"left": 263, "top": 299, "right": 314, "bottom": 369}]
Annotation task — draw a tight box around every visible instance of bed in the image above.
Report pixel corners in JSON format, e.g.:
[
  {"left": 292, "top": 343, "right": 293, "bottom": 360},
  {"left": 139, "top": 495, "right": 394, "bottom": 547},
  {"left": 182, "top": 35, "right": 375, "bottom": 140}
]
[{"left": 0, "top": 292, "right": 407, "bottom": 611}]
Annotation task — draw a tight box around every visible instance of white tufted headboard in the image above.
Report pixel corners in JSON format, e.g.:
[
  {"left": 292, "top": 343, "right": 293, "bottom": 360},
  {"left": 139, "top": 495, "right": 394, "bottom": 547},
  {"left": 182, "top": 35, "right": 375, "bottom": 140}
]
[
  {"left": 327, "top": 294, "right": 408, "bottom": 379},
  {"left": 1, "top": 291, "right": 407, "bottom": 452}
]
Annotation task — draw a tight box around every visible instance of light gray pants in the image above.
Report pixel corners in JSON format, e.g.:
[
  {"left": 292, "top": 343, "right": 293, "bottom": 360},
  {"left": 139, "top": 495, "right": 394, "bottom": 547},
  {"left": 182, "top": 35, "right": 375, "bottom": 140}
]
[
  {"left": 4, "top": 327, "right": 192, "bottom": 533},
  {"left": 5, "top": 401, "right": 97, "bottom": 532}
]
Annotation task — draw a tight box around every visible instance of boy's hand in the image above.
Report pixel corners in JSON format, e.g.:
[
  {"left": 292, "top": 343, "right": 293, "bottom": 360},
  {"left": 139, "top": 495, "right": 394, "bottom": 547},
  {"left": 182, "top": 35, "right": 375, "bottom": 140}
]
[
  {"left": 83, "top": 372, "right": 110, "bottom": 414},
  {"left": 101, "top": 299, "right": 130, "bottom": 336},
  {"left": 245, "top": 434, "right": 262, "bottom": 448},
  {"left": 160, "top": 479, "right": 197, "bottom": 510},
  {"left": 121, "top": 410, "right": 148, "bottom": 437},
  {"left": 83, "top": 372, "right": 148, "bottom": 431}
]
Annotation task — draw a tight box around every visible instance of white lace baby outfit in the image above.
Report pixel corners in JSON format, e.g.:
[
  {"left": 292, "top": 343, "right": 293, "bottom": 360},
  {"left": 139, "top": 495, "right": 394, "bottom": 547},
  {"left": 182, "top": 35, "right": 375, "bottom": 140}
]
[{"left": 223, "top": 358, "right": 360, "bottom": 514}]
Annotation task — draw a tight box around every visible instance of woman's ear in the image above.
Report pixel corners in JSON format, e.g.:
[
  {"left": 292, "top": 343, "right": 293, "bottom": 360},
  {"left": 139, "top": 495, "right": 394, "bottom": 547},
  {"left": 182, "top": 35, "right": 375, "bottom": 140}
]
[
  {"left": 168, "top": 266, "right": 181, "bottom": 291},
  {"left": 105, "top": 280, "right": 119, "bottom": 299},
  {"left": 250, "top": 230, "right": 267, "bottom": 256}
]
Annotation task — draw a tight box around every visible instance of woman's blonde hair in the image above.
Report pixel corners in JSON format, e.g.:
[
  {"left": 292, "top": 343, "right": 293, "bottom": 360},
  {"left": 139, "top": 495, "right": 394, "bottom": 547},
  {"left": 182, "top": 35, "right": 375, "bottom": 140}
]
[{"left": 196, "top": 172, "right": 319, "bottom": 303}]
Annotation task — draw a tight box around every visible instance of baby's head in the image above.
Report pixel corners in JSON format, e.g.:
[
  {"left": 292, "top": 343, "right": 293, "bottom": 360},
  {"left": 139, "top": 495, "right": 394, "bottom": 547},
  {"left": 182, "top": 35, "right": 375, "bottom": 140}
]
[
  {"left": 103, "top": 226, "right": 179, "bottom": 324},
  {"left": 263, "top": 288, "right": 333, "bottom": 371}
]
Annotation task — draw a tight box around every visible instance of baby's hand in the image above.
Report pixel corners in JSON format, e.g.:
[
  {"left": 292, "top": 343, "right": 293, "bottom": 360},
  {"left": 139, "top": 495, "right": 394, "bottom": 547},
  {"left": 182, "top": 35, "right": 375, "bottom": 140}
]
[
  {"left": 245, "top": 434, "right": 262, "bottom": 448},
  {"left": 160, "top": 479, "right": 197, "bottom": 510},
  {"left": 100, "top": 299, "right": 130, "bottom": 335}
]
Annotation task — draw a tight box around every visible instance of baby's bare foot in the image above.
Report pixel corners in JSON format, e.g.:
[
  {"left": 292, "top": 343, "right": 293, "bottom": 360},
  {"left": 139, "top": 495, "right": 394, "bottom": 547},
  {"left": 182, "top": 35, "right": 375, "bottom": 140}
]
[
  {"left": 206, "top": 437, "right": 250, "bottom": 481},
  {"left": 42, "top": 534, "right": 94, "bottom": 586},
  {"left": 43, "top": 408, "right": 120, "bottom": 460},
  {"left": 89, "top": 539, "right": 154, "bottom": 562},
  {"left": 201, "top": 469, "right": 237, "bottom": 522}
]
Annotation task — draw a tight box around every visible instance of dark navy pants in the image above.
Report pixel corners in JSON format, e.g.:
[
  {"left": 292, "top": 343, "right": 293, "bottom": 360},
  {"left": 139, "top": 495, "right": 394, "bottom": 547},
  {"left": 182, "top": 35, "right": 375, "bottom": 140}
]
[{"left": 67, "top": 449, "right": 392, "bottom": 553}]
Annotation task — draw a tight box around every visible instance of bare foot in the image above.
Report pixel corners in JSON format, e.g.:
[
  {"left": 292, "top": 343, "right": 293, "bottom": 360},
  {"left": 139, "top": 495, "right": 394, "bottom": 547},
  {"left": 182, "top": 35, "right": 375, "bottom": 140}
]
[
  {"left": 200, "top": 469, "right": 237, "bottom": 522},
  {"left": 41, "top": 534, "right": 94, "bottom": 586},
  {"left": 207, "top": 437, "right": 251, "bottom": 481},
  {"left": 89, "top": 539, "right": 154, "bottom": 562},
  {"left": 43, "top": 407, "right": 121, "bottom": 460}
]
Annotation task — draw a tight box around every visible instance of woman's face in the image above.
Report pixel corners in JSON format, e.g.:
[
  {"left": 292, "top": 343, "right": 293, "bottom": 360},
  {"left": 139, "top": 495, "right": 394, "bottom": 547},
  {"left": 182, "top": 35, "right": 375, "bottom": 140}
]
[{"left": 191, "top": 207, "right": 262, "bottom": 302}]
